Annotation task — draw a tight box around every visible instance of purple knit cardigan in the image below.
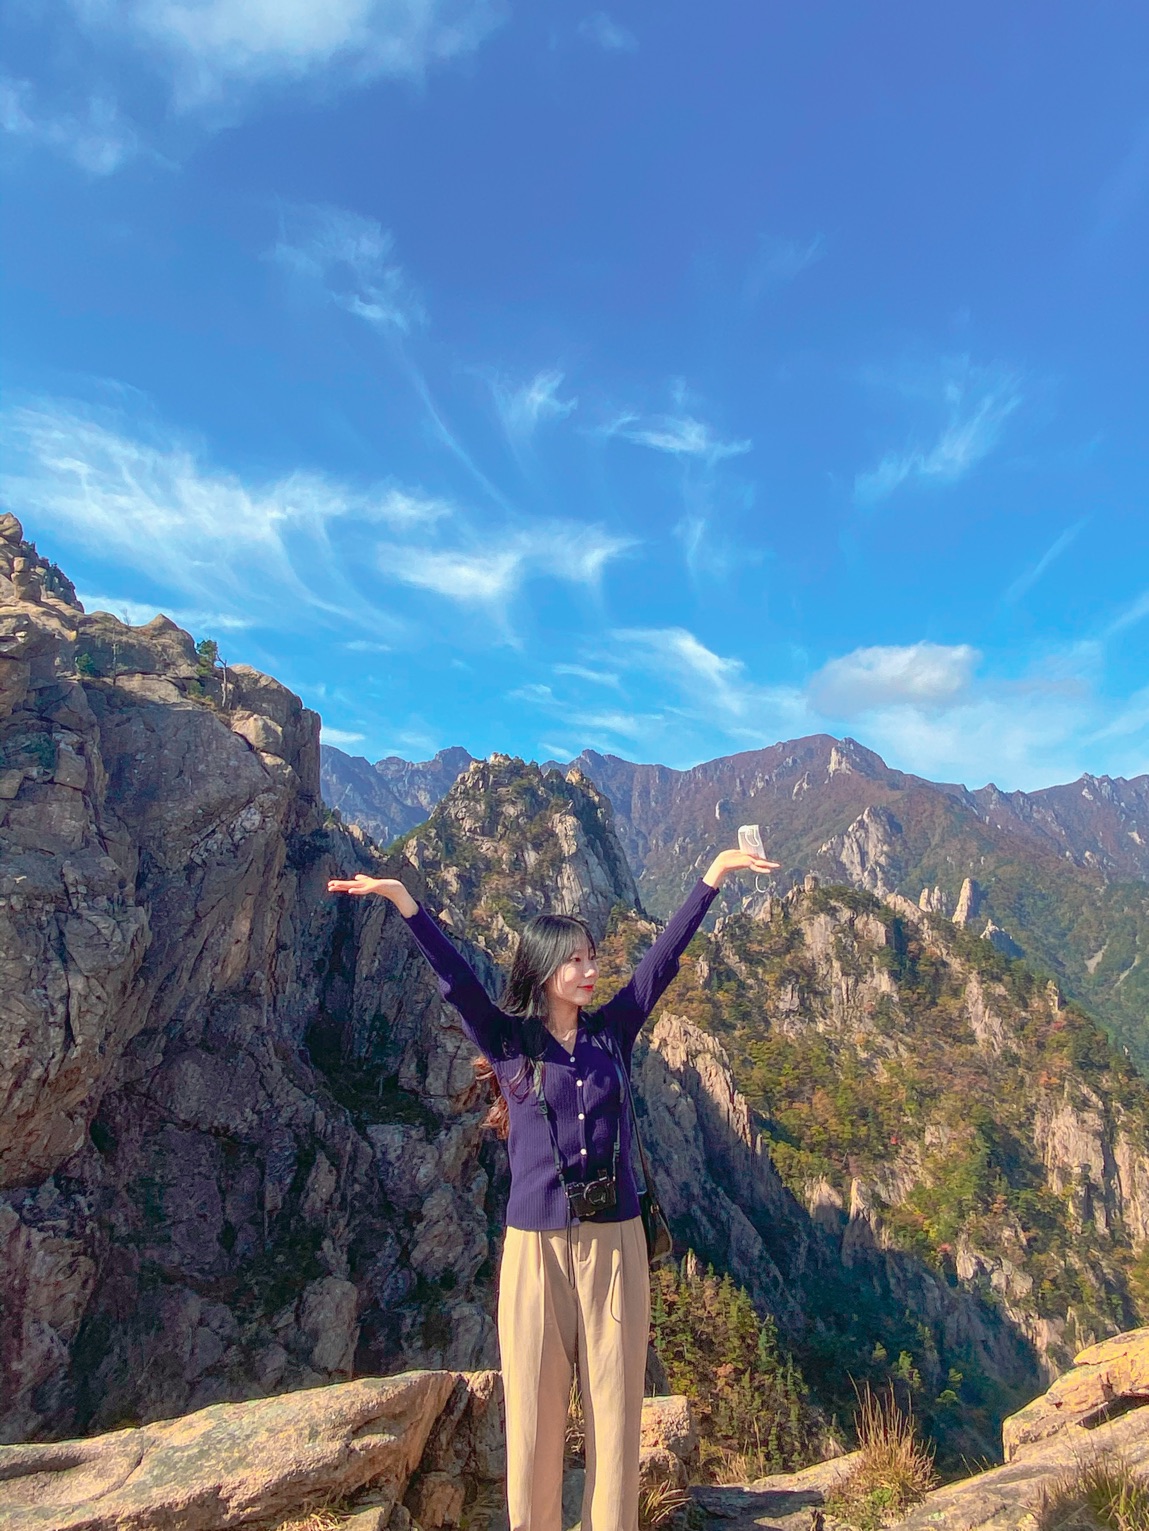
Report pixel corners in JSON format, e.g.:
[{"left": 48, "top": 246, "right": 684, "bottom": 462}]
[{"left": 401, "top": 878, "right": 718, "bottom": 1230}]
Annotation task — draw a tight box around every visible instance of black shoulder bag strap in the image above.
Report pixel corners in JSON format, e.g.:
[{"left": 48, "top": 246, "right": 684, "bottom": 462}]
[{"left": 602, "top": 1036, "right": 673, "bottom": 1267}]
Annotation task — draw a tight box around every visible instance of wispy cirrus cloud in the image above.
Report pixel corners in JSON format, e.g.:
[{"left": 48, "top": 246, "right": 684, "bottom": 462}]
[
  {"left": 379, "top": 521, "right": 634, "bottom": 608},
  {"left": 674, "top": 514, "right": 765, "bottom": 582},
  {"left": 1002, "top": 519, "right": 1087, "bottom": 606},
  {"left": 578, "top": 12, "right": 638, "bottom": 52},
  {"left": 0, "top": 75, "right": 143, "bottom": 175},
  {"left": 854, "top": 357, "right": 1023, "bottom": 506},
  {"left": 272, "top": 204, "right": 425, "bottom": 333},
  {"left": 10, "top": 0, "right": 506, "bottom": 172},
  {"left": 609, "top": 625, "right": 807, "bottom": 734},
  {"left": 65, "top": 0, "right": 507, "bottom": 109},
  {"left": 494, "top": 370, "right": 578, "bottom": 438},
  {"left": 553, "top": 662, "right": 622, "bottom": 690},
  {"left": 607, "top": 412, "right": 752, "bottom": 467},
  {"left": 0, "top": 395, "right": 464, "bottom": 634},
  {"left": 320, "top": 726, "right": 367, "bottom": 747}
]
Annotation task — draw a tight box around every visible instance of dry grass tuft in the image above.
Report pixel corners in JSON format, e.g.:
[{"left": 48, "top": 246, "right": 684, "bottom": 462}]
[
  {"left": 639, "top": 1477, "right": 692, "bottom": 1529},
  {"left": 1035, "top": 1452, "right": 1149, "bottom": 1531},
  {"left": 565, "top": 1378, "right": 585, "bottom": 1463},
  {"left": 824, "top": 1386, "right": 937, "bottom": 1530},
  {"left": 272, "top": 1510, "right": 347, "bottom": 1531}
]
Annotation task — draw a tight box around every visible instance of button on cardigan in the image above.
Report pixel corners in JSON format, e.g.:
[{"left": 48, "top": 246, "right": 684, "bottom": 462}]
[{"left": 401, "top": 878, "right": 719, "bottom": 1230}]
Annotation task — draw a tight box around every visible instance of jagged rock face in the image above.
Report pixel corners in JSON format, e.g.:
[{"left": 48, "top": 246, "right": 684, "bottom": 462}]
[
  {"left": 952, "top": 876, "right": 984, "bottom": 927},
  {"left": 0, "top": 519, "right": 515, "bottom": 1441},
  {"left": 818, "top": 804, "right": 903, "bottom": 895},
  {"left": 320, "top": 745, "right": 475, "bottom": 847},
  {"left": 0, "top": 530, "right": 652, "bottom": 1445},
  {"left": 635, "top": 1015, "right": 804, "bottom": 1328},
  {"left": 399, "top": 755, "right": 640, "bottom": 953}
]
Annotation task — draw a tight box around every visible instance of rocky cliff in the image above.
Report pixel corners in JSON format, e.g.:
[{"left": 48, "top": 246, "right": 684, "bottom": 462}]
[{"left": 0, "top": 514, "right": 514, "bottom": 1443}]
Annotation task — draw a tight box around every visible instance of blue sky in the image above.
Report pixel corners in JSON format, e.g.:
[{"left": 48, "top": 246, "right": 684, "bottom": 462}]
[{"left": 3, "top": 3, "right": 1149, "bottom": 789}]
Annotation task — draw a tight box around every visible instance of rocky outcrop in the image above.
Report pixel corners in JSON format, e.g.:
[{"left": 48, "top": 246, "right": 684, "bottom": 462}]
[
  {"left": 898, "top": 1384, "right": 1149, "bottom": 1530},
  {"left": 0, "top": 523, "right": 657, "bottom": 1444},
  {"left": 400, "top": 754, "right": 640, "bottom": 952},
  {"left": 636, "top": 1016, "right": 803, "bottom": 1326},
  {"left": 1002, "top": 1326, "right": 1149, "bottom": 1458},
  {"left": 817, "top": 805, "right": 903, "bottom": 896},
  {"left": 0, "top": 1372, "right": 699, "bottom": 1531},
  {"left": 0, "top": 1371, "right": 457, "bottom": 1531},
  {"left": 951, "top": 876, "right": 983, "bottom": 928}
]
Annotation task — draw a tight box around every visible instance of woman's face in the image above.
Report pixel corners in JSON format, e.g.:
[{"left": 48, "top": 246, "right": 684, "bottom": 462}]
[{"left": 545, "top": 942, "right": 599, "bottom": 1010}]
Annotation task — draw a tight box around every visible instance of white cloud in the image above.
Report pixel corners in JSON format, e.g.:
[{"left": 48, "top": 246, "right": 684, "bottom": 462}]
[
  {"left": 321, "top": 726, "right": 367, "bottom": 747},
  {"left": 495, "top": 370, "right": 578, "bottom": 437},
  {"left": 855, "top": 358, "right": 1023, "bottom": 506},
  {"left": 1002, "top": 520, "right": 1087, "bottom": 605},
  {"left": 845, "top": 682, "right": 1099, "bottom": 790},
  {"left": 510, "top": 678, "right": 664, "bottom": 754},
  {"left": 674, "top": 514, "right": 764, "bottom": 581},
  {"left": 369, "top": 487, "right": 452, "bottom": 526},
  {"left": 578, "top": 12, "right": 637, "bottom": 51},
  {"left": 383, "top": 545, "right": 523, "bottom": 603},
  {"left": 273, "top": 204, "right": 425, "bottom": 333},
  {"left": 0, "top": 74, "right": 142, "bottom": 174},
  {"left": 810, "top": 642, "right": 979, "bottom": 716},
  {"left": 379, "top": 522, "right": 634, "bottom": 607},
  {"left": 1104, "top": 589, "right": 1149, "bottom": 639},
  {"left": 608, "top": 413, "right": 751, "bottom": 467},
  {"left": 67, "top": 0, "right": 506, "bottom": 108}
]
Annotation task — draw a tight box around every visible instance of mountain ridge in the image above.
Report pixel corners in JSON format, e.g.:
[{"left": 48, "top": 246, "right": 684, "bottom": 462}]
[{"left": 322, "top": 736, "right": 1149, "bottom": 1066}]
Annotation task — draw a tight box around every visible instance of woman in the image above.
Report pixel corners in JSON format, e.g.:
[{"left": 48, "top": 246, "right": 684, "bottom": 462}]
[{"left": 328, "top": 841, "right": 776, "bottom": 1531}]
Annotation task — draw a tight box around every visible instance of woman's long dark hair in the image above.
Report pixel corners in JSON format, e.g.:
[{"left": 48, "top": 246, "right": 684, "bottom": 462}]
[{"left": 474, "top": 913, "right": 596, "bottom": 1139}]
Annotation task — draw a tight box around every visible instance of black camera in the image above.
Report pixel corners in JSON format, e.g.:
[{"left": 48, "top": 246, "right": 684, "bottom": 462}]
[{"left": 565, "top": 1175, "right": 618, "bottom": 1220}]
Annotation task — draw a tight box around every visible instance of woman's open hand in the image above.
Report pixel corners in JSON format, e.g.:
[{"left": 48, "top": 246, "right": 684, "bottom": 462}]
[
  {"left": 327, "top": 874, "right": 418, "bottom": 918},
  {"left": 702, "top": 846, "right": 780, "bottom": 889}
]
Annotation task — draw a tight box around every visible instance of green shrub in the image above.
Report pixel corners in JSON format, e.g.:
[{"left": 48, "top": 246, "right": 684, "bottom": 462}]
[{"left": 651, "top": 1257, "right": 816, "bottom": 1479}]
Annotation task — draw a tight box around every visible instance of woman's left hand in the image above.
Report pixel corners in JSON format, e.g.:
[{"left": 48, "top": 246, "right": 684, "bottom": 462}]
[{"left": 702, "top": 846, "right": 780, "bottom": 888}]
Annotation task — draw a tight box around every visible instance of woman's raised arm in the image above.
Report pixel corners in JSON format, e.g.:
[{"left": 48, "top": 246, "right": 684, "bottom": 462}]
[
  {"left": 596, "top": 844, "right": 779, "bottom": 1045},
  {"left": 327, "top": 874, "right": 506, "bottom": 1057}
]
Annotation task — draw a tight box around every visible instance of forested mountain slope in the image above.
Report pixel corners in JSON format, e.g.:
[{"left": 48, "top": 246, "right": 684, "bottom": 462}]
[{"left": 566, "top": 740, "right": 1149, "bottom": 1068}]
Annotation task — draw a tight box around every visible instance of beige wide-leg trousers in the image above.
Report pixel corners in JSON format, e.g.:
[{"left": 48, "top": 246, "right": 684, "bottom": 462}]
[{"left": 498, "top": 1217, "right": 650, "bottom": 1531}]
